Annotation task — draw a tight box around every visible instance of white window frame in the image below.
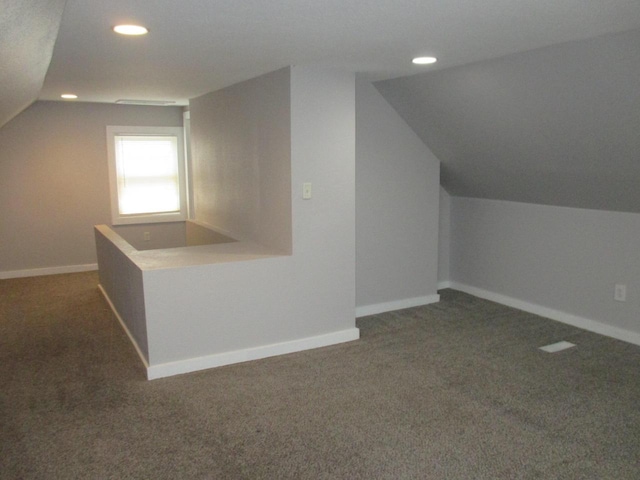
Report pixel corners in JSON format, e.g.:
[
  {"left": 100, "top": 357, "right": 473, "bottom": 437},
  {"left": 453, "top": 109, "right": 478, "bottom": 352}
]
[{"left": 106, "top": 126, "right": 188, "bottom": 225}]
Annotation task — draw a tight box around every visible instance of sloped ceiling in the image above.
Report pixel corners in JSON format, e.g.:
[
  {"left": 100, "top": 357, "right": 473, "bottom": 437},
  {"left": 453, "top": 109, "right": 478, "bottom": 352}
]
[
  {"left": 37, "top": 0, "right": 640, "bottom": 105},
  {"left": 376, "top": 28, "right": 640, "bottom": 213},
  {"left": 0, "top": 0, "right": 67, "bottom": 128},
  {"left": 2, "top": 1, "right": 640, "bottom": 213}
]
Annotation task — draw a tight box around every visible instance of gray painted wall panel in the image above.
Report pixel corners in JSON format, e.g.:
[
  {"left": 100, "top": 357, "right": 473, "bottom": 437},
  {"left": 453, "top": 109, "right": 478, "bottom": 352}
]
[
  {"left": 438, "top": 188, "right": 451, "bottom": 284},
  {"left": 450, "top": 197, "right": 640, "bottom": 334},
  {"left": 355, "top": 79, "right": 440, "bottom": 308},
  {"left": 142, "top": 67, "right": 357, "bottom": 365},
  {"left": 190, "top": 68, "right": 292, "bottom": 253},
  {"left": 95, "top": 226, "right": 148, "bottom": 360},
  {"left": 112, "top": 223, "right": 187, "bottom": 251},
  {"left": 0, "top": 101, "right": 183, "bottom": 274}
]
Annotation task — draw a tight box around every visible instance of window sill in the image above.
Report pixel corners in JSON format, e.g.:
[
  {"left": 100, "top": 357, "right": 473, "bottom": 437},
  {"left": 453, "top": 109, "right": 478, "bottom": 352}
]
[{"left": 112, "top": 211, "right": 187, "bottom": 226}]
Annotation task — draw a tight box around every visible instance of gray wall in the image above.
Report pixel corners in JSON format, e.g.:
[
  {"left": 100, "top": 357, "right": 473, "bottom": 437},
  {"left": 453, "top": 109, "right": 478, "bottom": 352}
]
[
  {"left": 141, "top": 66, "right": 358, "bottom": 367},
  {"left": 0, "top": 101, "right": 183, "bottom": 275},
  {"left": 185, "top": 221, "right": 236, "bottom": 247},
  {"left": 190, "top": 67, "right": 292, "bottom": 253},
  {"left": 113, "top": 222, "right": 186, "bottom": 251},
  {"left": 438, "top": 188, "right": 451, "bottom": 285},
  {"left": 450, "top": 197, "right": 640, "bottom": 338},
  {"left": 355, "top": 79, "right": 440, "bottom": 313},
  {"left": 95, "top": 226, "right": 148, "bottom": 361},
  {"left": 112, "top": 221, "right": 235, "bottom": 251}
]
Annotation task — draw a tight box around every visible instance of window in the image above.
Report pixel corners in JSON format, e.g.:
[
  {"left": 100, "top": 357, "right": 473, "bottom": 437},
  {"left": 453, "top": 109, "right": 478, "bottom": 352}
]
[{"left": 107, "top": 126, "right": 187, "bottom": 224}]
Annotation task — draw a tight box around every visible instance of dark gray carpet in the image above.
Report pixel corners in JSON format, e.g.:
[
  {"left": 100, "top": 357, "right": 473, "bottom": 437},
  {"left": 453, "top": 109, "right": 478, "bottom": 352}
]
[{"left": 1, "top": 272, "right": 639, "bottom": 479}]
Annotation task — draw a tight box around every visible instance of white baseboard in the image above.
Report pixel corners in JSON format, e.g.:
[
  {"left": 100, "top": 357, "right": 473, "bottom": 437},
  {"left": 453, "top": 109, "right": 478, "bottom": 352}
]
[
  {"left": 97, "top": 284, "right": 150, "bottom": 371},
  {"left": 449, "top": 281, "right": 640, "bottom": 348},
  {"left": 146, "top": 328, "right": 360, "bottom": 380},
  {"left": 100, "top": 280, "right": 359, "bottom": 380},
  {"left": 437, "top": 281, "right": 453, "bottom": 290},
  {"left": 356, "top": 294, "right": 440, "bottom": 318},
  {"left": 0, "top": 263, "right": 98, "bottom": 280}
]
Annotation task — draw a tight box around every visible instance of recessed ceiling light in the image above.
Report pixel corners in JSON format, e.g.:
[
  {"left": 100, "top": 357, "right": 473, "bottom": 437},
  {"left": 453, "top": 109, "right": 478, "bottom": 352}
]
[
  {"left": 61, "top": 94, "right": 78, "bottom": 99},
  {"left": 412, "top": 56, "right": 438, "bottom": 65},
  {"left": 113, "top": 24, "right": 149, "bottom": 36}
]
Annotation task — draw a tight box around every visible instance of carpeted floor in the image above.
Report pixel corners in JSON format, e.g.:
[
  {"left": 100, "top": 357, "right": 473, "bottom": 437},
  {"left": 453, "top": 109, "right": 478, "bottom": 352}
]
[{"left": 1, "top": 271, "right": 639, "bottom": 479}]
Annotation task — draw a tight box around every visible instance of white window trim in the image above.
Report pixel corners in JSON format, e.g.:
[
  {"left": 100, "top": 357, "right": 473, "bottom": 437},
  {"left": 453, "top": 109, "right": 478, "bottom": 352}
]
[{"left": 106, "top": 125, "right": 188, "bottom": 225}]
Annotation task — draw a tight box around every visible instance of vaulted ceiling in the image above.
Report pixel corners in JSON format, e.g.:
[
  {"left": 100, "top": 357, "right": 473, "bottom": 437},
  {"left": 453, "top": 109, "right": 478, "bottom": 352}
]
[
  {"left": 375, "top": 28, "right": 640, "bottom": 213},
  {"left": 0, "top": 0, "right": 66, "bottom": 127},
  {"left": 6, "top": 0, "right": 640, "bottom": 111},
  {"left": 2, "top": 0, "right": 640, "bottom": 212}
]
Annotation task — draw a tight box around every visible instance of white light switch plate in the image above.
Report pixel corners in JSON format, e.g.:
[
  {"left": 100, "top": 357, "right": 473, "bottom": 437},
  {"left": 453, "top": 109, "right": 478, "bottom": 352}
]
[{"left": 303, "top": 182, "right": 312, "bottom": 199}]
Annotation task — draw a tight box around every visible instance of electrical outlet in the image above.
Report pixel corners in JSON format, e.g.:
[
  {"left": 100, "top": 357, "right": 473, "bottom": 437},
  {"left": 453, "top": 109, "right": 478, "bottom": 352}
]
[
  {"left": 614, "top": 284, "right": 626, "bottom": 302},
  {"left": 144, "top": 232, "right": 151, "bottom": 242}
]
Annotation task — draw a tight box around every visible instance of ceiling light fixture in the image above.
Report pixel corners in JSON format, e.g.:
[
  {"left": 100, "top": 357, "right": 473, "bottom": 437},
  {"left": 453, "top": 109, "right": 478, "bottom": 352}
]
[
  {"left": 61, "top": 94, "right": 78, "bottom": 99},
  {"left": 412, "top": 56, "right": 437, "bottom": 65},
  {"left": 113, "top": 24, "right": 149, "bottom": 36}
]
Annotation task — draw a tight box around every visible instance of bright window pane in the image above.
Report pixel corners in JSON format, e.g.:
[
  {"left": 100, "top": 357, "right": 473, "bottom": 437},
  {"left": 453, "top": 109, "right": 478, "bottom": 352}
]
[{"left": 115, "top": 135, "right": 180, "bottom": 215}]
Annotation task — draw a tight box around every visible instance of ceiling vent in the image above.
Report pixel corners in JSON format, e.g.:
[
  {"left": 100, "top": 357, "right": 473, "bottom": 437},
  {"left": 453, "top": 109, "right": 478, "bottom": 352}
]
[{"left": 115, "top": 99, "right": 176, "bottom": 106}]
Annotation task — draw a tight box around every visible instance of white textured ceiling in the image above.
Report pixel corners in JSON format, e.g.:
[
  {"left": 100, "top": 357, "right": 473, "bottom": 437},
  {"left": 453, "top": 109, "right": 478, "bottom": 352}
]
[
  {"left": 4, "top": 0, "right": 640, "bottom": 212},
  {"left": 0, "top": 0, "right": 66, "bottom": 127},
  {"left": 37, "top": 0, "right": 640, "bottom": 105}
]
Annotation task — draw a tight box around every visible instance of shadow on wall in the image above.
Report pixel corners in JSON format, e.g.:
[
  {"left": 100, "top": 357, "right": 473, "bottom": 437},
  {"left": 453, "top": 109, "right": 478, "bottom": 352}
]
[{"left": 112, "top": 220, "right": 236, "bottom": 251}]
